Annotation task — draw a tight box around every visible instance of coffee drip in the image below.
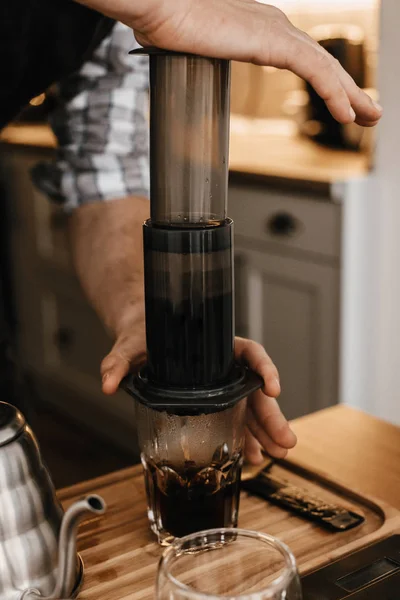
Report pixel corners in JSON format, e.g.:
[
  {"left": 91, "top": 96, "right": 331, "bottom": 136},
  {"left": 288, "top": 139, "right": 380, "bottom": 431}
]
[{"left": 122, "top": 49, "right": 263, "bottom": 541}]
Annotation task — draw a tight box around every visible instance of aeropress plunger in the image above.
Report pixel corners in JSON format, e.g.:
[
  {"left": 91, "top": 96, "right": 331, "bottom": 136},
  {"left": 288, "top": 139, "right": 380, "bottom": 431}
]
[{"left": 122, "top": 48, "right": 263, "bottom": 544}]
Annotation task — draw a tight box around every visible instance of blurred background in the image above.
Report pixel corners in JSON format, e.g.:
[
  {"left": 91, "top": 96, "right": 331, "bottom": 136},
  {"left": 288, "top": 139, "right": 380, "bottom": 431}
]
[{"left": 0, "top": 0, "right": 393, "bottom": 487}]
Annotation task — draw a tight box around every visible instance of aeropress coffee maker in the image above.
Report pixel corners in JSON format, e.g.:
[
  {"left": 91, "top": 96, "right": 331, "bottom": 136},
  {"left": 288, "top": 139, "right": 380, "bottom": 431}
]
[{"left": 122, "top": 48, "right": 263, "bottom": 545}]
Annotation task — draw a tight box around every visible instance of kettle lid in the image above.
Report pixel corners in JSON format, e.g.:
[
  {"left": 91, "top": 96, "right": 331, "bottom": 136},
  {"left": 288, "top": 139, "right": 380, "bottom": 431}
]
[{"left": 0, "top": 402, "right": 26, "bottom": 446}]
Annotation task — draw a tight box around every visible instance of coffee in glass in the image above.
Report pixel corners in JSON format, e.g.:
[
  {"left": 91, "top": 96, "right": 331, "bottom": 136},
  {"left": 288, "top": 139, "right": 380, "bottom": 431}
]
[{"left": 136, "top": 399, "right": 246, "bottom": 545}]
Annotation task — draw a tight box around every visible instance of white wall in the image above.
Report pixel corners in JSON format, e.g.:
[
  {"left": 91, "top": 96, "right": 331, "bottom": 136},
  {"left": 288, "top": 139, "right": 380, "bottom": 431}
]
[{"left": 340, "top": 0, "right": 400, "bottom": 425}]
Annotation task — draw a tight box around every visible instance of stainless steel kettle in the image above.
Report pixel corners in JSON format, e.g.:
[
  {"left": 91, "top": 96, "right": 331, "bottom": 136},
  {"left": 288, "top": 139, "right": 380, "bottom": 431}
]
[{"left": 0, "top": 401, "right": 106, "bottom": 600}]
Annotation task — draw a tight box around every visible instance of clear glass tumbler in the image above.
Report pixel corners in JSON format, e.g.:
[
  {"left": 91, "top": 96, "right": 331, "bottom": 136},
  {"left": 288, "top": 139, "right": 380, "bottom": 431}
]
[
  {"left": 156, "top": 528, "right": 302, "bottom": 599},
  {"left": 135, "top": 400, "right": 247, "bottom": 545}
]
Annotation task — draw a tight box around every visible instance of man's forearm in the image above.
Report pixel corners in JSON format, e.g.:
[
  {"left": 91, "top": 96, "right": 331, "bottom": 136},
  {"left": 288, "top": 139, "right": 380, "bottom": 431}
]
[{"left": 68, "top": 196, "right": 149, "bottom": 340}]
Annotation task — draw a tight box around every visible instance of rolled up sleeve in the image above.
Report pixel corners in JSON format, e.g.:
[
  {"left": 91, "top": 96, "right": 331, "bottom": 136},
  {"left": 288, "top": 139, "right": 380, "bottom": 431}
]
[{"left": 32, "top": 21, "right": 150, "bottom": 212}]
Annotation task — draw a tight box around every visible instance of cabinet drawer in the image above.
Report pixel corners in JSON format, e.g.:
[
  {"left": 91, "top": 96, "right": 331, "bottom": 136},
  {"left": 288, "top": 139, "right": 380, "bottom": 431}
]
[{"left": 229, "top": 184, "right": 341, "bottom": 260}]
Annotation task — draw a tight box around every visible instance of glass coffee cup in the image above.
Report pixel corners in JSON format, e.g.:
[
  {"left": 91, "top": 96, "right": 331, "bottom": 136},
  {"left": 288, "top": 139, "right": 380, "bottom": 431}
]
[
  {"left": 156, "top": 528, "right": 303, "bottom": 599},
  {"left": 135, "top": 399, "right": 247, "bottom": 545}
]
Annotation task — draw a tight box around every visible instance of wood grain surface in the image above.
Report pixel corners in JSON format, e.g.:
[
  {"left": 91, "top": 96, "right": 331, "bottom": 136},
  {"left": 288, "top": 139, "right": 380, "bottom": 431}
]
[
  {"left": 58, "top": 407, "right": 400, "bottom": 600},
  {"left": 290, "top": 405, "right": 400, "bottom": 509}
]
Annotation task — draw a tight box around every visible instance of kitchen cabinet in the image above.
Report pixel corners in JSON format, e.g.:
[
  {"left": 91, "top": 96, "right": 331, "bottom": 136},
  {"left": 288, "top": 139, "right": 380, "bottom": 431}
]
[
  {"left": 231, "top": 183, "right": 341, "bottom": 419},
  {"left": 0, "top": 145, "right": 137, "bottom": 451},
  {"left": 0, "top": 139, "right": 343, "bottom": 449},
  {"left": 234, "top": 247, "right": 339, "bottom": 419}
]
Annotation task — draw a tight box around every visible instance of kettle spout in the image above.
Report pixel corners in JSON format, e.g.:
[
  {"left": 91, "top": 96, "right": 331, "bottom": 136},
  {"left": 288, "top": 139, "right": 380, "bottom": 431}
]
[
  {"left": 54, "top": 495, "right": 106, "bottom": 598},
  {"left": 21, "top": 495, "right": 106, "bottom": 600}
]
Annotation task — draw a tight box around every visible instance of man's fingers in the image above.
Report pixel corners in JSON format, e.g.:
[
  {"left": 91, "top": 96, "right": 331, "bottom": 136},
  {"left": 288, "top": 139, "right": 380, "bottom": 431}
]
[
  {"left": 101, "top": 332, "right": 146, "bottom": 395},
  {"left": 334, "top": 59, "right": 383, "bottom": 125},
  {"left": 355, "top": 118, "right": 380, "bottom": 128},
  {"left": 246, "top": 402, "right": 289, "bottom": 459},
  {"left": 298, "top": 33, "right": 382, "bottom": 125},
  {"left": 258, "top": 22, "right": 382, "bottom": 126},
  {"left": 248, "top": 391, "right": 297, "bottom": 451},
  {"left": 235, "top": 337, "right": 280, "bottom": 398},
  {"left": 244, "top": 428, "right": 264, "bottom": 465},
  {"left": 307, "top": 60, "right": 354, "bottom": 125},
  {"left": 281, "top": 36, "right": 359, "bottom": 125},
  {"left": 101, "top": 356, "right": 130, "bottom": 395}
]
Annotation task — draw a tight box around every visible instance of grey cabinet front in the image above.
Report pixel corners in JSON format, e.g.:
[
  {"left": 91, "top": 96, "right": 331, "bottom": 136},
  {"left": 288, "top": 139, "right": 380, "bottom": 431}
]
[{"left": 234, "top": 245, "right": 339, "bottom": 420}]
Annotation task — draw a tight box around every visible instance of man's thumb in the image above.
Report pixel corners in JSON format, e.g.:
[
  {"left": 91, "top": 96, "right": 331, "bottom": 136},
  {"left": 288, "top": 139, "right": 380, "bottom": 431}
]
[{"left": 101, "top": 334, "right": 146, "bottom": 395}]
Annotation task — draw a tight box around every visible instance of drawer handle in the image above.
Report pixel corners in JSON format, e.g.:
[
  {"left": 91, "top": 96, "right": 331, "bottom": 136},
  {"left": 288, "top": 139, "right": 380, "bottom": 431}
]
[
  {"left": 267, "top": 212, "right": 298, "bottom": 237},
  {"left": 54, "top": 327, "right": 74, "bottom": 351}
]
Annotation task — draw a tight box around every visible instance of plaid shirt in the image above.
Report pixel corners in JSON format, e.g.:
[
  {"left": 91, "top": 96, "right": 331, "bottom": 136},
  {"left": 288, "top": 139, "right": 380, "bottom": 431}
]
[{"left": 32, "top": 21, "right": 150, "bottom": 212}]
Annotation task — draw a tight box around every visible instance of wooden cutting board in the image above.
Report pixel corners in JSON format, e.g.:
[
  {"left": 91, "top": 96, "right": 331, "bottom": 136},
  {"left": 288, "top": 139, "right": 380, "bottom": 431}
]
[{"left": 59, "top": 459, "right": 400, "bottom": 600}]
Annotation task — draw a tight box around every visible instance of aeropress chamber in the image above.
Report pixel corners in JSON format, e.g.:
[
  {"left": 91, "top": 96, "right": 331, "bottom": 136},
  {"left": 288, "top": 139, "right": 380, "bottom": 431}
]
[{"left": 122, "top": 48, "right": 263, "bottom": 544}]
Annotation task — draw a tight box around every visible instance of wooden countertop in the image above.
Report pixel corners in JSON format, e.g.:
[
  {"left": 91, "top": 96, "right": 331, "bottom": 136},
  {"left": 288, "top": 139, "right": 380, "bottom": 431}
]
[
  {"left": 0, "top": 118, "right": 370, "bottom": 190},
  {"left": 57, "top": 405, "right": 399, "bottom": 599},
  {"left": 289, "top": 405, "right": 400, "bottom": 509},
  {"left": 229, "top": 117, "right": 370, "bottom": 186},
  {"left": 58, "top": 405, "right": 400, "bottom": 508}
]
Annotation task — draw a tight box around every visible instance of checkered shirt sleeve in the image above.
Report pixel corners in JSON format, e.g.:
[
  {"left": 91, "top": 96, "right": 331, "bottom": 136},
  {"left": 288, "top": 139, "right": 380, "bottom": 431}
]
[{"left": 32, "top": 21, "right": 150, "bottom": 212}]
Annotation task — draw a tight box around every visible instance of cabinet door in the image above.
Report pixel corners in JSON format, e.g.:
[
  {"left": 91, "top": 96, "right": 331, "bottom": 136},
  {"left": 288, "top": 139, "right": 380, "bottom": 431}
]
[
  {"left": 2, "top": 148, "right": 73, "bottom": 272},
  {"left": 234, "top": 245, "right": 339, "bottom": 419}
]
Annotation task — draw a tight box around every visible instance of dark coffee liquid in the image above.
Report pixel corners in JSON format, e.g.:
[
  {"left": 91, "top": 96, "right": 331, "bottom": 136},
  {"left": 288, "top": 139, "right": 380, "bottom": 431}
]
[
  {"left": 145, "top": 293, "right": 234, "bottom": 388},
  {"left": 143, "top": 222, "right": 235, "bottom": 389},
  {"left": 146, "top": 457, "right": 242, "bottom": 538}
]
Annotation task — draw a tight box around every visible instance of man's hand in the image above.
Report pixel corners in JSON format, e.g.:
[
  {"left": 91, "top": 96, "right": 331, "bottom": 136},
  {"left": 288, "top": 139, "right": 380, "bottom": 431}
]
[
  {"left": 76, "top": 0, "right": 382, "bottom": 127},
  {"left": 69, "top": 196, "right": 295, "bottom": 462},
  {"left": 235, "top": 337, "right": 296, "bottom": 463},
  {"left": 101, "top": 330, "right": 296, "bottom": 463}
]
